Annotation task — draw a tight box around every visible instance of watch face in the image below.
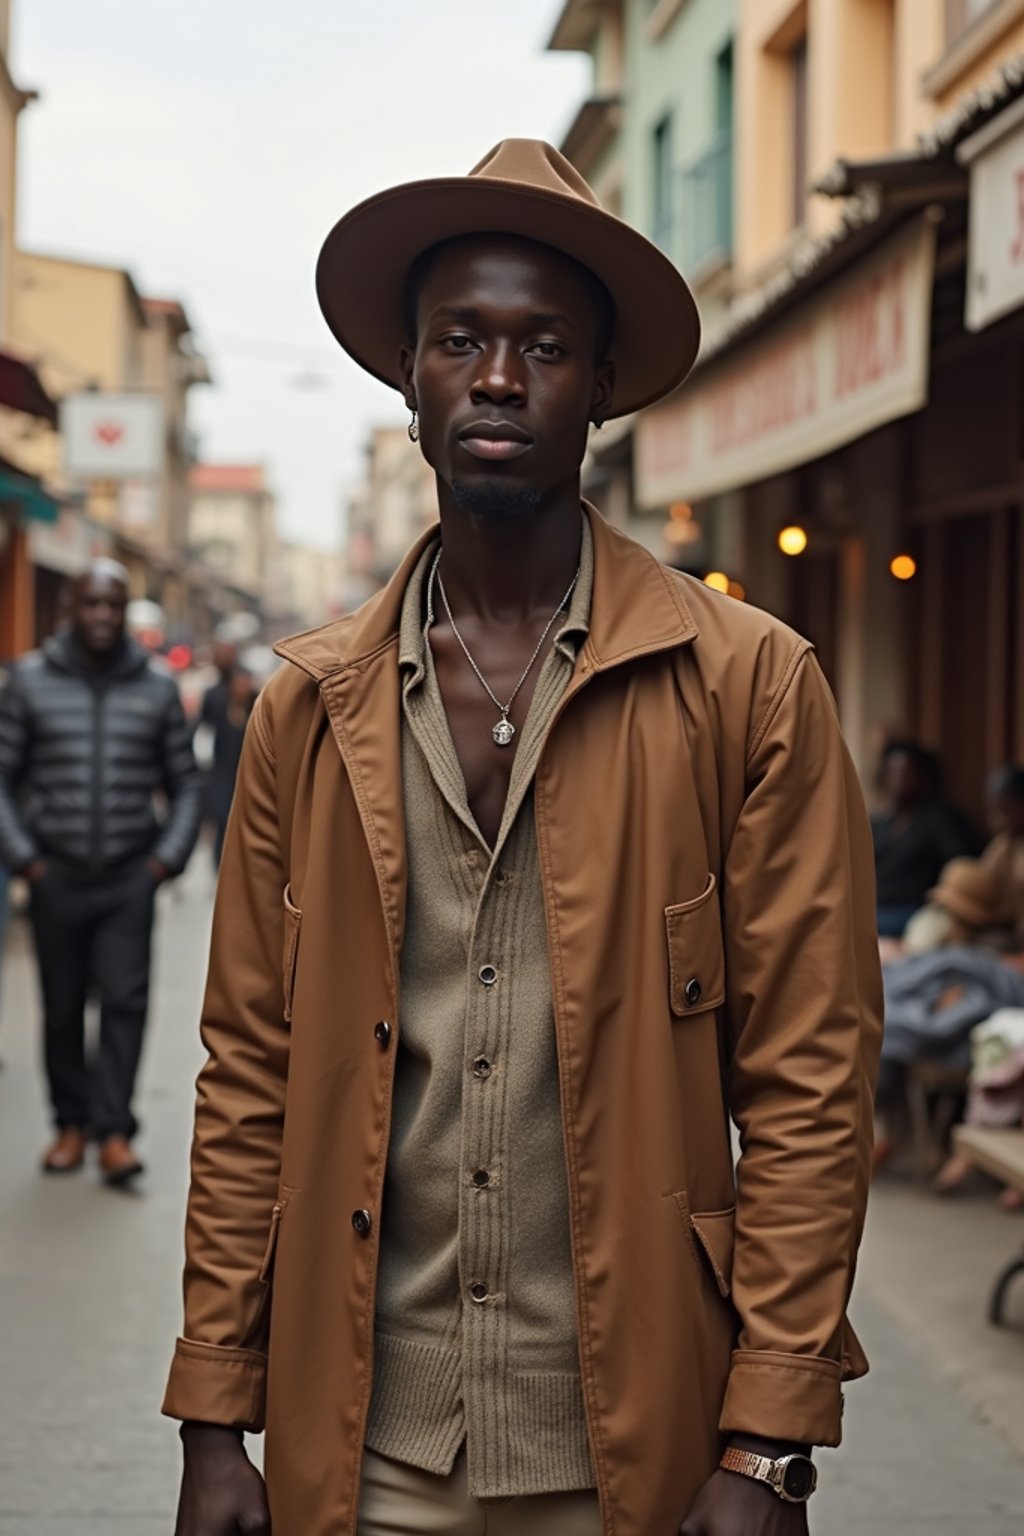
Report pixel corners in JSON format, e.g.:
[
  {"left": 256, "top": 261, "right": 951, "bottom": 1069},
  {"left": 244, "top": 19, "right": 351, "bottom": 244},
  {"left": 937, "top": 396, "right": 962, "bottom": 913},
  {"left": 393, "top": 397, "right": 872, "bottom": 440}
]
[{"left": 781, "top": 1457, "right": 816, "bottom": 1501}]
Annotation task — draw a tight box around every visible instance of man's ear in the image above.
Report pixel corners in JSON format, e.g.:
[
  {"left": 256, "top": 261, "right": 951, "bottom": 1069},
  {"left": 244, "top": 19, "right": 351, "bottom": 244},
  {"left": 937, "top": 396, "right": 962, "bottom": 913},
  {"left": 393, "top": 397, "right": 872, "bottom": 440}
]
[
  {"left": 399, "top": 344, "right": 417, "bottom": 412},
  {"left": 591, "top": 359, "right": 615, "bottom": 425}
]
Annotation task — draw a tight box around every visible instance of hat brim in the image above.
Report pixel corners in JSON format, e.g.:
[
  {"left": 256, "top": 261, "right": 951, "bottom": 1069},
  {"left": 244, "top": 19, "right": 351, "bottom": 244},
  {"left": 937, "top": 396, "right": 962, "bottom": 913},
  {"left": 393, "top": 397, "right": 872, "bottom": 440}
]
[{"left": 316, "top": 176, "right": 700, "bottom": 419}]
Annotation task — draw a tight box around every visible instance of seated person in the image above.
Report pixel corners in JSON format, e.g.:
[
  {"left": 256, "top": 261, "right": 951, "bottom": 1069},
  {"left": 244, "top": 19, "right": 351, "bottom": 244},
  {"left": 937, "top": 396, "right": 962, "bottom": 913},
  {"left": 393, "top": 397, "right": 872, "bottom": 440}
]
[
  {"left": 981, "top": 765, "right": 1024, "bottom": 950},
  {"left": 872, "top": 740, "right": 977, "bottom": 938}
]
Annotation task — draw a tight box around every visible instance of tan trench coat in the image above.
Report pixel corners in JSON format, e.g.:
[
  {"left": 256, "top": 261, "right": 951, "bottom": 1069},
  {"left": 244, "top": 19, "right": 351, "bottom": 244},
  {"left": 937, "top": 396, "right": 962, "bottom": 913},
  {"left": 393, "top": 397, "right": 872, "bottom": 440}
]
[{"left": 164, "top": 508, "right": 883, "bottom": 1536}]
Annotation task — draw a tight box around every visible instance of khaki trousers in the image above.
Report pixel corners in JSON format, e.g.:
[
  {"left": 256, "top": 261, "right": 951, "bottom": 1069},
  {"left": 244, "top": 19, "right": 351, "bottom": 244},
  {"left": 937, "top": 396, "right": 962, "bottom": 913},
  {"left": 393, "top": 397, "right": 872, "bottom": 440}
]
[{"left": 357, "top": 1447, "right": 602, "bottom": 1535}]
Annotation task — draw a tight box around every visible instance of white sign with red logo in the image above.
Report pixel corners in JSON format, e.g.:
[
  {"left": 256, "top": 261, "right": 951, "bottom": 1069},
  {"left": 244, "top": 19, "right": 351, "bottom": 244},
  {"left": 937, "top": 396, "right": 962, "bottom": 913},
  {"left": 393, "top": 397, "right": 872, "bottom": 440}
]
[
  {"left": 59, "top": 392, "right": 163, "bottom": 480},
  {"left": 635, "top": 220, "right": 935, "bottom": 508},
  {"left": 961, "top": 99, "right": 1024, "bottom": 332}
]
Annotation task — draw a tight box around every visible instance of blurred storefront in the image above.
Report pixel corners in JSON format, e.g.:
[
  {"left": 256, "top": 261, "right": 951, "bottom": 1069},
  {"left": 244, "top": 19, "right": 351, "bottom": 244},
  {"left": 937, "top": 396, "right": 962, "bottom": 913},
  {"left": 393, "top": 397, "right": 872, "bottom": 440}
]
[{"left": 634, "top": 68, "right": 1024, "bottom": 813}]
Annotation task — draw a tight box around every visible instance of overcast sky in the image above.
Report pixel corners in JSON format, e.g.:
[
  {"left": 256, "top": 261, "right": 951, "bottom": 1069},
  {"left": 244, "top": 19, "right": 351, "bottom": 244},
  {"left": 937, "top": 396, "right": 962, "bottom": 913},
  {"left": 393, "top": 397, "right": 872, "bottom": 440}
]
[{"left": 12, "top": 0, "right": 588, "bottom": 549}]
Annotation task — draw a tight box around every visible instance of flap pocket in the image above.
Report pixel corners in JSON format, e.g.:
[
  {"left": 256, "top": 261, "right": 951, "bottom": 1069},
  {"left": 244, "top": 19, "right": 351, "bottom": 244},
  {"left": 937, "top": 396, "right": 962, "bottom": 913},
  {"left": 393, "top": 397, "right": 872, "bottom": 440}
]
[
  {"left": 665, "top": 873, "right": 725, "bottom": 1017},
  {"left": 689, "top": 1206, "right": 736, "bottom": 1299},
  {"left": 282, "top": 883, "right": 301, "bottom": 1024}
]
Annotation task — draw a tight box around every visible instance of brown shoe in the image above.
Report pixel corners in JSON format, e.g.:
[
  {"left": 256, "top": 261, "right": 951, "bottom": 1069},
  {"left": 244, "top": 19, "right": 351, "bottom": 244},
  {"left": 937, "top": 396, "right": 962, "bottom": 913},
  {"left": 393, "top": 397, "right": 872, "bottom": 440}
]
[
  {"left": 98, "top": 1135, "right": 145, "bottom": 1187},
  {"left": 41, "top": 1127, "right": 87, "bottom": 1174}
]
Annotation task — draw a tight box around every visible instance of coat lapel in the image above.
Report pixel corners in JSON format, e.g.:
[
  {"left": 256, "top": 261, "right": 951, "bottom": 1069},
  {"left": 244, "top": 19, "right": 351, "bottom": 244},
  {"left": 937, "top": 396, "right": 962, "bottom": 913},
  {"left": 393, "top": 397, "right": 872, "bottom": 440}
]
[{"left": 271, "top": 506, "right": 701, "bottom": 965}]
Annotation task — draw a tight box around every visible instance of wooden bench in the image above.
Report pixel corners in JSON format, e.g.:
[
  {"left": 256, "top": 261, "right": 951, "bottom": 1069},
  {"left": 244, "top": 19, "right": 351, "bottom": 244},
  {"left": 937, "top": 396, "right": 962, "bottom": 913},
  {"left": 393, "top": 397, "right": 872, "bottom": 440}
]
[{"left": 952, "top": 1126, "right": 1024, "bottom": 1326}]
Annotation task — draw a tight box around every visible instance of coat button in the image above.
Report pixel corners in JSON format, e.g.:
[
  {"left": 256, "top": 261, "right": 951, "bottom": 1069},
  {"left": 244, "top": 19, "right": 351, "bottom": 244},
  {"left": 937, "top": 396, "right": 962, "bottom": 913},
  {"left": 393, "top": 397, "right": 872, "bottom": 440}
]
[
  {"left": 373, "top": 1020, "right": 392, "bottom": 1049},
  {"left": 469, "top": 1281, "right": 489, "bottom": 1303},
  {"left": 472, "top": 1057, "right": 492, "bottom": 1080},
  {"left": 351, "top": 1209, "right": 373, "bottom": 1238},
  {"left": 471, "top": 1168, "right": 491, "bottom": 1189},
  {"left": 478, "top": 964, "right": 498, "bottom": 986},
  {"left": 684, "top": 977, "right": 702, "bottom": 1007}
]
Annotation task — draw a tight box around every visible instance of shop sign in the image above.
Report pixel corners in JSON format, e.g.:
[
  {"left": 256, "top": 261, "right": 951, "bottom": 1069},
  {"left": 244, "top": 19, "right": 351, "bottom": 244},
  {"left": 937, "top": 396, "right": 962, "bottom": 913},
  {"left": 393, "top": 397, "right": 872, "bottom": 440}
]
[
  {"left": 635, "top": 220, "right": 935, "bottom": 508},
  {"left": 60, "top": 392, "right": 163, "bottom": 480},
  {"left": 28, "top": 505, "right": 113, "bottom": 575},
  {"left": 960, "top": 99, "right": 1024, "bottom": 332}
]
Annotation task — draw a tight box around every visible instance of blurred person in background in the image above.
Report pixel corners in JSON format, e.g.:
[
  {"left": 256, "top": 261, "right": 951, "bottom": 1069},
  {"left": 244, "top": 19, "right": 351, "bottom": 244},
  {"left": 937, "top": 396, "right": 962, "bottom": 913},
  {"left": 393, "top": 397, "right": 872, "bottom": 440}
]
[
  {"left": 980, "top": 764, "right": 1024, "bottom": 947},
  {"left": 165, "top": 142, "right": 881, "bottom": 1536},
  {"left": 0, "top": 559, "right": 202, "bottom": 1183},
  {"left": 205, "top": 664, "right": 256, "bottom": 869},
  {"left": 871, "top": 740, "right": 977, "bottom": 938}
]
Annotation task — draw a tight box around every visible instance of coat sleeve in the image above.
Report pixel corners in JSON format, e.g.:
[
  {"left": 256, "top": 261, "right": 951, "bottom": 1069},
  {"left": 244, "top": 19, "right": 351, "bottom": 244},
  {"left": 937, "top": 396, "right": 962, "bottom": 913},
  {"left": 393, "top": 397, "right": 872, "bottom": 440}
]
[
  {"left": 0, "top": 667, "right": 39, "bottom": 873},
  {"left": 719, "top": 644, "right": 883, "bottom": 1448},
  {"left": 152, "top": 686, "right": 204, "bottom": 875},
  {"left": 162, "top": 694, "right": 288, "bottom": 1431}
]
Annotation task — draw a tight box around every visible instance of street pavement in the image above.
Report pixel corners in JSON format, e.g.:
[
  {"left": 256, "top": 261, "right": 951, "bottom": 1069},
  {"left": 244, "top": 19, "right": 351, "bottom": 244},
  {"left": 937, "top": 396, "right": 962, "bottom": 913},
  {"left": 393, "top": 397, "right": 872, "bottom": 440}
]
[{"left": 1, "top": 863, "right": 1022, "bottom": 1534}]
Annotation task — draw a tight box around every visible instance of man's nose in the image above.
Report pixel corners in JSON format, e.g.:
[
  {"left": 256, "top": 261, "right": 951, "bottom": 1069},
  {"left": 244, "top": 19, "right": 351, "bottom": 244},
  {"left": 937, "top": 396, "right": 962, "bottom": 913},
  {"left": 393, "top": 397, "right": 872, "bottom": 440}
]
[{"left": 470, "top": 343, "right": 526, "bottom": 405}]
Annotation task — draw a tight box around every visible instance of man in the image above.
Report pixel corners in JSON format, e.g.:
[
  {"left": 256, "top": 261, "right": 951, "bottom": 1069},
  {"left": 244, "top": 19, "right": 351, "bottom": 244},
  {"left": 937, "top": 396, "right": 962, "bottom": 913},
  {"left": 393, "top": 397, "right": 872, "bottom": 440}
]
[
  {"left": 165, "top": 143, "right": 882, "bottom": 1536},
  {"left": 872, "top": 739, "right": 977, "bottom": 938},
  {"left": 0, "top": 560, "right": 202, "bottom": 1182}
]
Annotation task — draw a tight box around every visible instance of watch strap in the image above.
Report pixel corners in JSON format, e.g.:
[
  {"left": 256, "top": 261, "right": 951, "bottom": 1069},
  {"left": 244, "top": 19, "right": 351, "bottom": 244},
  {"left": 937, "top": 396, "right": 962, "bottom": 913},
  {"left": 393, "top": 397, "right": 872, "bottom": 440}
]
[{"left": 720, "top": 1448, "right": 778, "bottom": 1488}]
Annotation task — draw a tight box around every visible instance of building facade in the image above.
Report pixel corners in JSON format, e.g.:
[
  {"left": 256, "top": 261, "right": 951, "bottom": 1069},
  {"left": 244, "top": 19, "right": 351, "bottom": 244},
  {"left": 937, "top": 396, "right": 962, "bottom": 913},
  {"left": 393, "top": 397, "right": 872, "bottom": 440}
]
[
  {"left": 188, "top": 462, "right": 283, "bottom": 634},
  {"left": 552, "top": 0, "right": 1024, "bottom": 810}
]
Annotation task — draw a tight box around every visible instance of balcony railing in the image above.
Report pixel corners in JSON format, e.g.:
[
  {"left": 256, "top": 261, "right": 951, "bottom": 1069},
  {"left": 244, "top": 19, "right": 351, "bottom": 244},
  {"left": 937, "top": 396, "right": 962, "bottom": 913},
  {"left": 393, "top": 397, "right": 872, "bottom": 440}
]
[{"left": 679, "top": 132, "right": 734, "bottom": 273}]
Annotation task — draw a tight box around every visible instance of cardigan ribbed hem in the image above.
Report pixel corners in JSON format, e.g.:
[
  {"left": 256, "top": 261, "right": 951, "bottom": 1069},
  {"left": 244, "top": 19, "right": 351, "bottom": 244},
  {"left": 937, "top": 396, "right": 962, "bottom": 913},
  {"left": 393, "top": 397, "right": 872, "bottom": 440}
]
[{"left": 365, "top": 1331, "right": 596, "bottom": 1497}]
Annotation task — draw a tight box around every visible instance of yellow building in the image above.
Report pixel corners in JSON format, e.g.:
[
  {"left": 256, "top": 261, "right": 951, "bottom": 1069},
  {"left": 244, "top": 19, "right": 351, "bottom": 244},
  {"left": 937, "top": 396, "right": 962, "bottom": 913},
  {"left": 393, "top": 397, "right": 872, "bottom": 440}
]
[
  {"left": 556, "top": 0, "right": 1024, "bottom": 809},
  {"left": 0, "top": 0, "right": 62, "bottom": 659},
  {"left": 10, "top": 251, "right": 210, "bottom": 634}
]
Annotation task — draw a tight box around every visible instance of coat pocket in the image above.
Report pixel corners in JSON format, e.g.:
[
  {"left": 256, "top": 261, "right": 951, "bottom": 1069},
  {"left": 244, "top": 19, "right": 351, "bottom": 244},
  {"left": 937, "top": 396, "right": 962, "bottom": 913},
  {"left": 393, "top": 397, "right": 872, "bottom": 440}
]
[
  {"left": 665, "top": 872, "right": 725, "bottom": 1017},
  {"left": 673, "top": 1191, "right": 736, "bottom": 1299},
  {"left": 282, "top": 883, "right": 302, "bottom": 1024}
]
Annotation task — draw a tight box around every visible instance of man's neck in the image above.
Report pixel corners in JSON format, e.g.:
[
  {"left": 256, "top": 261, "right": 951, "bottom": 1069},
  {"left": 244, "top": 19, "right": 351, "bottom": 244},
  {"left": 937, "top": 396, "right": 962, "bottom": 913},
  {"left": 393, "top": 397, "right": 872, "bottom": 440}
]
[{"left": 434, "top": 480, "right": 584, "bottom": 625}]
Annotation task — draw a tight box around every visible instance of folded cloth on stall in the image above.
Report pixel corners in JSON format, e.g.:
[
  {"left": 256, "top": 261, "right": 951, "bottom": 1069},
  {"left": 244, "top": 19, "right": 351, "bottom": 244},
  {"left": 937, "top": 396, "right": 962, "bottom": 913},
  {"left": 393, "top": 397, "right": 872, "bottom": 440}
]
[{"left": 881, "top": 948, "right": 1024, "bottom": 1073}]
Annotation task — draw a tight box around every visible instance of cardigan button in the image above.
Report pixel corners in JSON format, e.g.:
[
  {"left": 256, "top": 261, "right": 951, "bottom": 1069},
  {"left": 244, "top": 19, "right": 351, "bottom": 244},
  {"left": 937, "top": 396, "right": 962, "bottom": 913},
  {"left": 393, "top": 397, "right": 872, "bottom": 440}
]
[
  {"left": 478, "top": 964, "right": 498, "bottom": 987},
  {"left": 684, "top": 977, "right": 702, "bottom": 1007},
  {"left": 351, "top": 1209, "right": 373, "bottom": 1238},
  {"left": 373, "top": 1020, "right": 392, "bottom": 1050},
  {"left": 469, "top": 1282, "right": 490, "bottom": 1303}
]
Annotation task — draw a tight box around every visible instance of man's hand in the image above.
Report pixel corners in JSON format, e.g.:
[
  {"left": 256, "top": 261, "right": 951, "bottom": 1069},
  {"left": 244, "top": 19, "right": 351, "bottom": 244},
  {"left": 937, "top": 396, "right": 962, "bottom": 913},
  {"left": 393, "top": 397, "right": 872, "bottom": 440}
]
[
  {"left": 680, "top": 1467, "right": 809, "bottom": 1535},
  {"left": 174, "top": 1423, "right": 270, "bottom": 1536},
  {"left": 680, "top": 1436, "right": 812, "bottom": 1536}
]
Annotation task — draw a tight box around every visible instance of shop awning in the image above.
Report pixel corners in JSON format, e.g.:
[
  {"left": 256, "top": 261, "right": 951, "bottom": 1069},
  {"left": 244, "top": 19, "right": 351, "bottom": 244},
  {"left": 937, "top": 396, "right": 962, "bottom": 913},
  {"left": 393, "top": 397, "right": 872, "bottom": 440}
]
[
  {"left": 0, "top": 348, "right": 57, "bottom": 425},
  {"left": 0, "top": 466, "right": 59, "bottom": 523}
]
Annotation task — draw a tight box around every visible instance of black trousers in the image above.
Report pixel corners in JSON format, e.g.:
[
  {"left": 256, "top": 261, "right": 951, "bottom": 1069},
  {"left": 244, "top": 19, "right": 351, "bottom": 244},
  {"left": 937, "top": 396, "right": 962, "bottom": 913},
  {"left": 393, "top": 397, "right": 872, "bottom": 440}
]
[{"left": 29, "top": 862, "right": 158, "bottom": 1141}]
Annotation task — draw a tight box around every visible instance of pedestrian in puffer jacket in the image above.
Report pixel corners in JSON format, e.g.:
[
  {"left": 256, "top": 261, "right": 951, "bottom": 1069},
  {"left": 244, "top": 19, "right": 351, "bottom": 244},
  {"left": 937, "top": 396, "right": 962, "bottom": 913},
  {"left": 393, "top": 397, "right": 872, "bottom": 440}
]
[{"left": 0, "top": 559, "right": 203, "bottom": 1183}]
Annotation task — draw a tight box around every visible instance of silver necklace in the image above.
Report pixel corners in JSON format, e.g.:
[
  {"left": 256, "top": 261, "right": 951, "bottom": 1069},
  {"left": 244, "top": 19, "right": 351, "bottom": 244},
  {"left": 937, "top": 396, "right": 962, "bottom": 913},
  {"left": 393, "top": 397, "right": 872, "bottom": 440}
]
[{"left": 427, "top": 547, "right": 580, "bottom": 747}]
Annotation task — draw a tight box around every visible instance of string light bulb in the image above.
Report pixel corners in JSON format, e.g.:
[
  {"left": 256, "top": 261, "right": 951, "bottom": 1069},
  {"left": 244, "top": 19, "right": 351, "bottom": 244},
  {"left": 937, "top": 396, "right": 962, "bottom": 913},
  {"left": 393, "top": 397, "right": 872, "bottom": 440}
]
[{"left": 778, "top": 525, "right": 808, "bottom": 557}]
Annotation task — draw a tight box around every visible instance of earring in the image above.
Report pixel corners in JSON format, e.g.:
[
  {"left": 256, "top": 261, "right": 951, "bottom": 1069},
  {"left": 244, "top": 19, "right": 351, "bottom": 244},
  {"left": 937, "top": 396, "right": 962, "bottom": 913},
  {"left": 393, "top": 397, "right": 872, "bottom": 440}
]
[{"left": 408, "top": 410, "right": 419, "bottom": 443}]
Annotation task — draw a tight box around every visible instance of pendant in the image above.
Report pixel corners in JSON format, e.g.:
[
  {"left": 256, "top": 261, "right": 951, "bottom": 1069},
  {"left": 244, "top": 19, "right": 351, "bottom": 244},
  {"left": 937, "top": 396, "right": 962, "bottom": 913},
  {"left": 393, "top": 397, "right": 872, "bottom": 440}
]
[{"left": 492, "top": 715, "right": 516, "bottom": 747}]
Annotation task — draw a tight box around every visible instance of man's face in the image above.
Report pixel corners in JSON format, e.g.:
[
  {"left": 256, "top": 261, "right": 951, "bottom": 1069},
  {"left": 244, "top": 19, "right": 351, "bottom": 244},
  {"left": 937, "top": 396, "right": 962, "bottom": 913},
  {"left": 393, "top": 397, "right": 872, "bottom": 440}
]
[
  {"left": 72, "top": 574, "right": 128, "bottom": 655},
  {"left": 400, "top": 236, "right": 614, "bottom": 517}
]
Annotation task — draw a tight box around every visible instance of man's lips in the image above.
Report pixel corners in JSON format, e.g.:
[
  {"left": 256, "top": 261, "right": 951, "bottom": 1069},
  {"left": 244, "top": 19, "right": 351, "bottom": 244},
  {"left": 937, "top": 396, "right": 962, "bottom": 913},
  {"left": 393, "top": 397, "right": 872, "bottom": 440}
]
[{"left": 457, "top": 422, "right": 534, "bottom": 462}]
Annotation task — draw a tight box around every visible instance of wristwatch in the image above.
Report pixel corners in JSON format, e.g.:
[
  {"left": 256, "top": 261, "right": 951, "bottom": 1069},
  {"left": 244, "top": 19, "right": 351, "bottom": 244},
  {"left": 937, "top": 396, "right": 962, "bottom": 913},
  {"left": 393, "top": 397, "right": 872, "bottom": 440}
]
[{"left": 719, "top": 1447, "right": 818, "bottom": 1503}]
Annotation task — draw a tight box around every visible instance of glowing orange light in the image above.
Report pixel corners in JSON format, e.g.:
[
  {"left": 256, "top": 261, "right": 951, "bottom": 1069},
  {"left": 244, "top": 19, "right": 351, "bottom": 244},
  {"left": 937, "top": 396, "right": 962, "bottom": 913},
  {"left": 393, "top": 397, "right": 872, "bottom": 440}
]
[
  {"left": 890, "top": 554, "right": 917, "bottom": 581},
  {"left": 669, "top": 502, "right": 694, "bottom": 522},
  {"left": 664, "top": 519, "right": 701, "bottom": 546},
  {"left": 727, "top": 581, "right": 746, "bottom": 602},
  {"left": 778, "top": 525, "right": 808, "bottom": 557},
  {"left": 704, "top": 571, "right": 730, "bottom": 594}
]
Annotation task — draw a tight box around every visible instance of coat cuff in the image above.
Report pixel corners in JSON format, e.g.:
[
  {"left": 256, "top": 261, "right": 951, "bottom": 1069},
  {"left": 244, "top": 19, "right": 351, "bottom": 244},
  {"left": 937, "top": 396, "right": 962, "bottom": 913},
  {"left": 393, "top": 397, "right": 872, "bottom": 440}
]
[
  {"left": 162, "top": 1337, "right": 267, "bottom": 1432},
  {"left": 719, "top": 1350, "right": 844, "bottom": 1447}
]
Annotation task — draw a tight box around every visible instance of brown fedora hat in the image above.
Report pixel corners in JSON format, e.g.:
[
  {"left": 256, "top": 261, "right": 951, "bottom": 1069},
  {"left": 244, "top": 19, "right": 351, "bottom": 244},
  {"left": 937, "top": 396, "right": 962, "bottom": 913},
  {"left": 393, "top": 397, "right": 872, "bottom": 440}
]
[{"left": 316, "top": 139, "right": 700, "bottom": 419}]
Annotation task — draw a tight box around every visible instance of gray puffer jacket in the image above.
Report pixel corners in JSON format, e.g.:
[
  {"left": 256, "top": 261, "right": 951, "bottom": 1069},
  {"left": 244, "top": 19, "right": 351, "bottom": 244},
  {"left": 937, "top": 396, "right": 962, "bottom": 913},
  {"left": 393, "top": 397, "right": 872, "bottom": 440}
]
[{"left": 0, "top": 632, "right": 202, "bottom": 876}]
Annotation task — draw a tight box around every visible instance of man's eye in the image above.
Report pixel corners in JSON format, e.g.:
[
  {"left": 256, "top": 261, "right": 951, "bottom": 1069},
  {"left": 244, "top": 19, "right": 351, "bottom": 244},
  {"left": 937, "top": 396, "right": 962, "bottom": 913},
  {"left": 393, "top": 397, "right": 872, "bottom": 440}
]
[
  {"left": 532, "top": 342, "right": 564, "bottom": 358},
  {"left": 442, "top": 334, "right": 475, "bottom": 351}
]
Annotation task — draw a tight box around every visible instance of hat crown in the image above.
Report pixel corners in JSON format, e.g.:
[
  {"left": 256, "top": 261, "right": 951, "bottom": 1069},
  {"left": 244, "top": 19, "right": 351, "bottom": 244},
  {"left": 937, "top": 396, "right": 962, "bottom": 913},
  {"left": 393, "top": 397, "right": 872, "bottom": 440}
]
[{"left": 468, "top": 139, "right": 602, "bottom": 211}]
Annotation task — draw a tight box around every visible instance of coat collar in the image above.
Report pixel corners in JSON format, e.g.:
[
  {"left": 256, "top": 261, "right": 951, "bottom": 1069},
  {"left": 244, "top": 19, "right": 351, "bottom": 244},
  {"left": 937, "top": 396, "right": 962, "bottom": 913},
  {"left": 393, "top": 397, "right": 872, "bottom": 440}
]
[{"left": 274, "top": 502, "right": 698, "bottom": 683}]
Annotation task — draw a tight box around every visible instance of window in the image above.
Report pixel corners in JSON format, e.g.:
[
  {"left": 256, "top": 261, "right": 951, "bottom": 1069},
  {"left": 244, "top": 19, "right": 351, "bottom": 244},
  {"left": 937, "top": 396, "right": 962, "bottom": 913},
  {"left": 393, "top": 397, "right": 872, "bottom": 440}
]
[
  {"left": 652, "top": 114, "right": 674, "bottom": 253},
  {"left": 945, "top": 0, "right": 999, "bottom": 42},
  {"left": 791, "top": 34, "right": 808, "bottom": 228},
  {"left": 679, "top": 40, "right": 734, "bottom": 271}
]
